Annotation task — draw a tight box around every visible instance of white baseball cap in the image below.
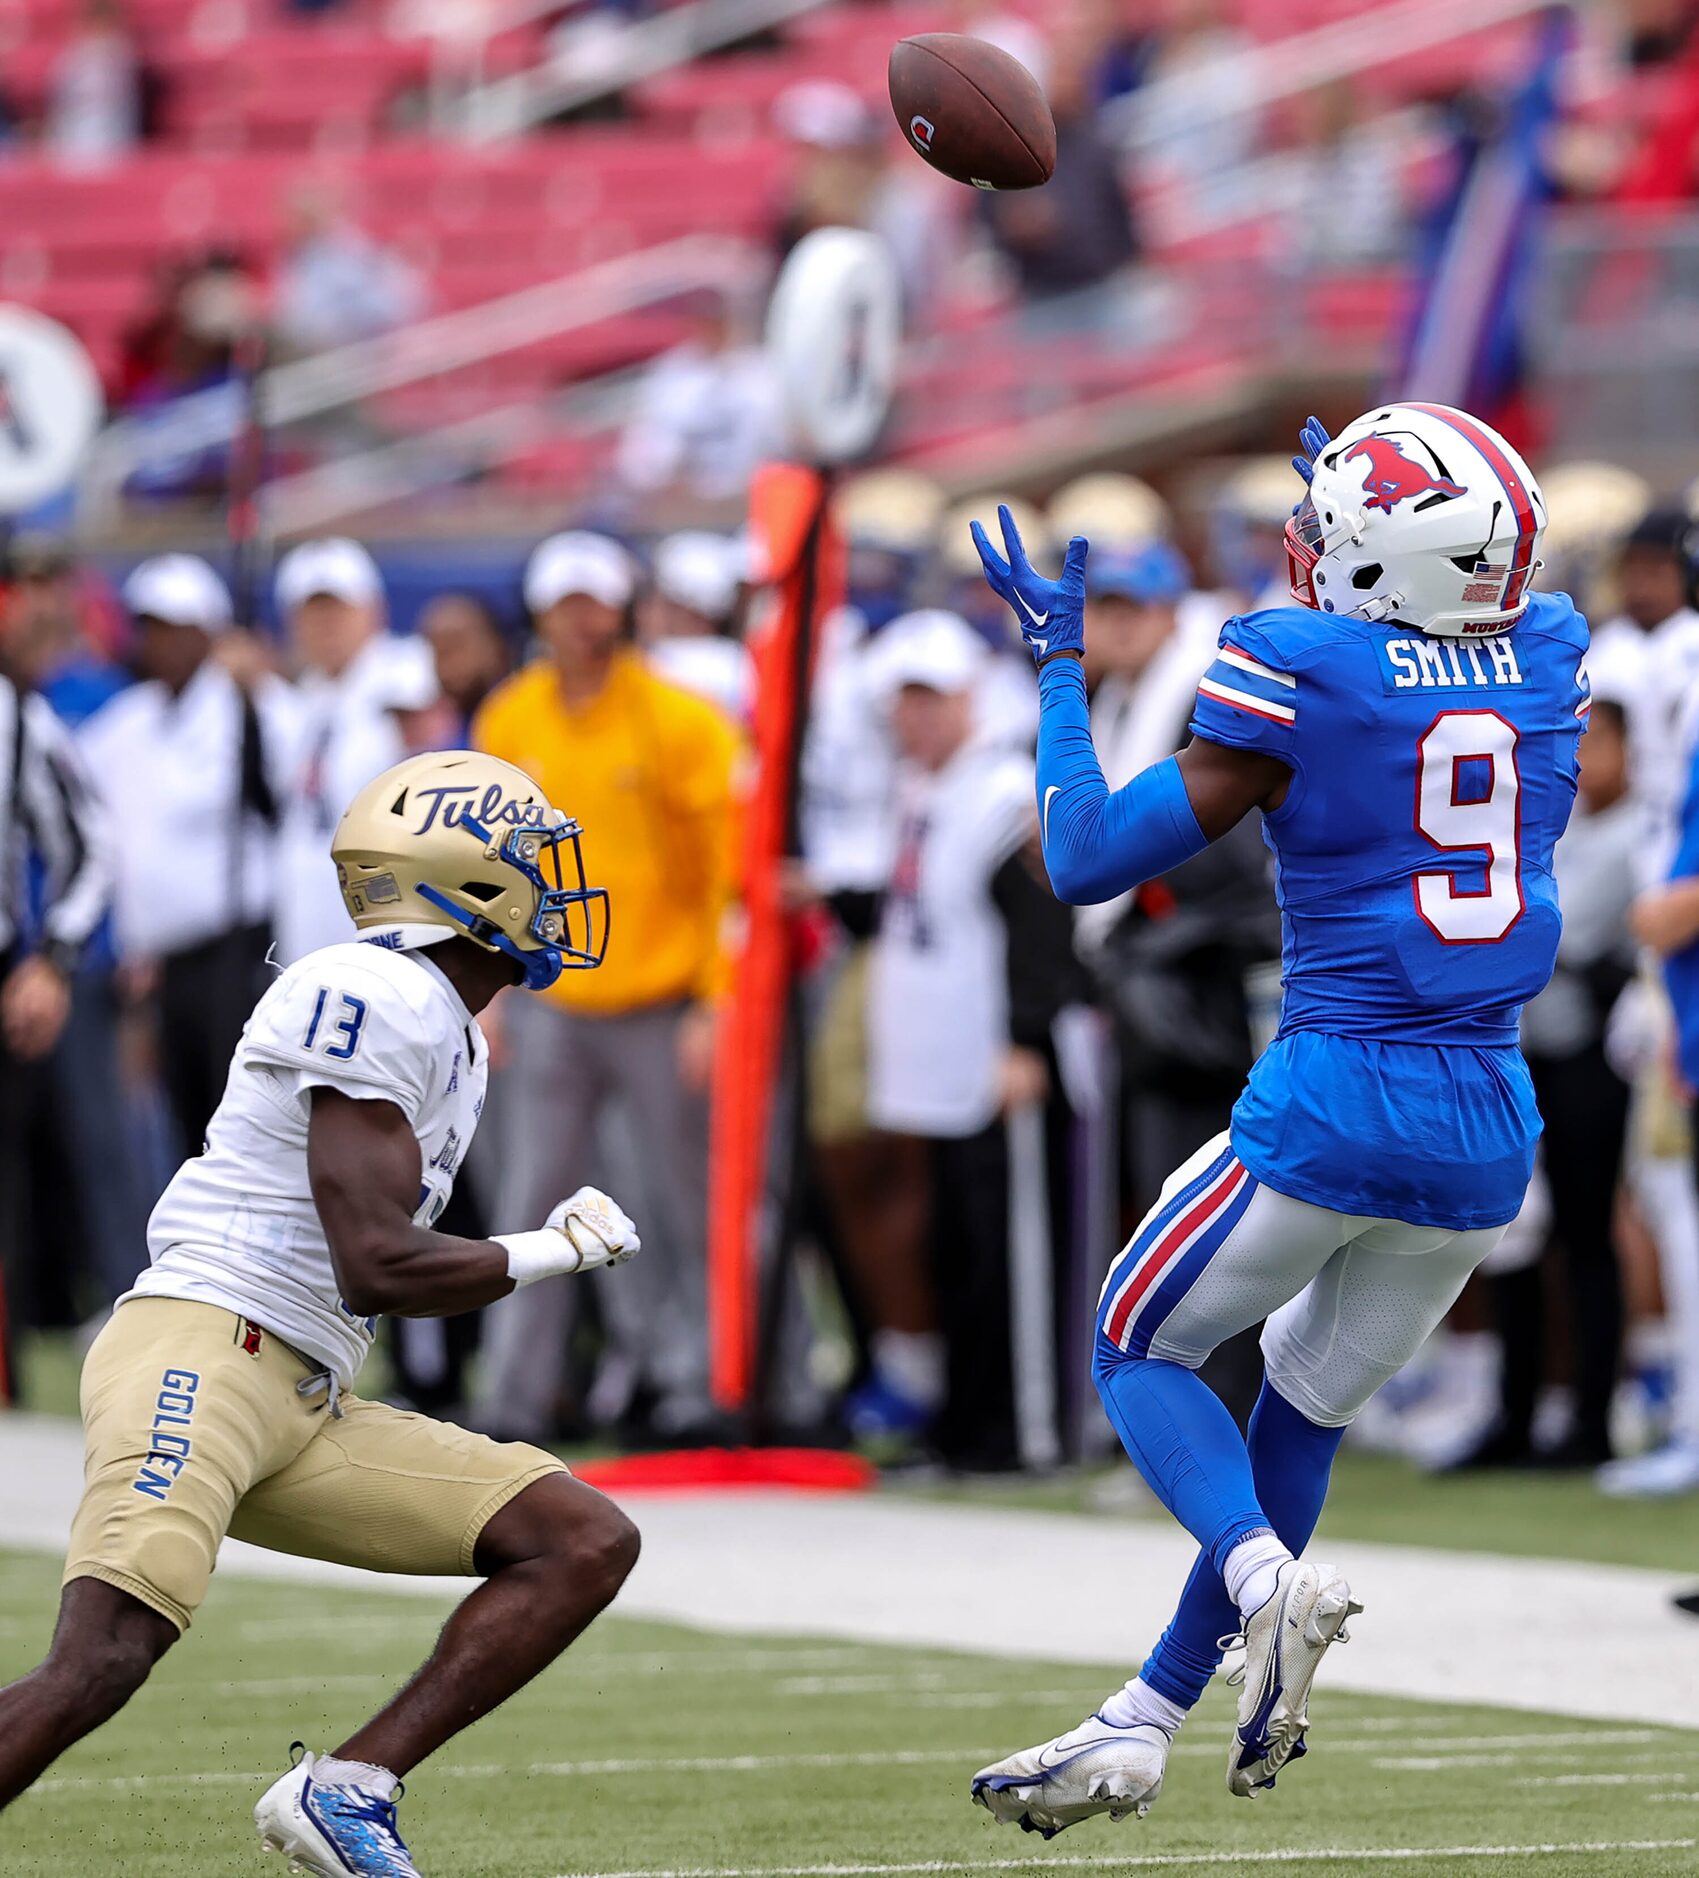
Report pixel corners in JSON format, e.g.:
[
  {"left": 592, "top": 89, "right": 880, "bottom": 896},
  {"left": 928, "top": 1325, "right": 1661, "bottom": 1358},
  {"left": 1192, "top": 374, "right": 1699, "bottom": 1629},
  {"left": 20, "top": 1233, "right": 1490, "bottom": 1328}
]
[
  {"left": 122, "top": 554, "right": 233, "bottom": 633},
  {"left": 870, "top": 608, "right": 987, "bottom": 700},
  {"left": 274, "top": 537, "right": 384, "bottom": 614},
  {"left": 525, "top": 531, "right": 636, "bottom": 614},
  {"left": 653, "top": 531, "right": 744, "bottom": 623}
]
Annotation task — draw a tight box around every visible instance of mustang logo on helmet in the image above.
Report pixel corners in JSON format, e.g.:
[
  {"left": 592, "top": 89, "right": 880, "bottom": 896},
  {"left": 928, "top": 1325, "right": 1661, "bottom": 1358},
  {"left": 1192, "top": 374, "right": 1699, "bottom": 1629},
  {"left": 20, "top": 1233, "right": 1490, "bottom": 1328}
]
[{"left": 1344, "top": 435, "right": 1468, "bottom": 515}]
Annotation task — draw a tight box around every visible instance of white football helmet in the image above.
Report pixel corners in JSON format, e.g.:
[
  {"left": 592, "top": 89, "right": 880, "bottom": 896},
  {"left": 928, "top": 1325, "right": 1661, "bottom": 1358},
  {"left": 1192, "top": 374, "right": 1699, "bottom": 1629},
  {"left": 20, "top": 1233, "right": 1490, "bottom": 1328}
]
[{"left": 1287, "top": 402, "right": 1547, "bottom": 637}]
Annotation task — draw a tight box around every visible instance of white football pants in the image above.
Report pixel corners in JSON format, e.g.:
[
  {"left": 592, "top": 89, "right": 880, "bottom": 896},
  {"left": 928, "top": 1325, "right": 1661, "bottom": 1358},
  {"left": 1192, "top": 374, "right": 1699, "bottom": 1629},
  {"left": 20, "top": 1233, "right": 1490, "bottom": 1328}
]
[{"left": 1098, "top": 1131, "right": 1505, "bottom": 1427}]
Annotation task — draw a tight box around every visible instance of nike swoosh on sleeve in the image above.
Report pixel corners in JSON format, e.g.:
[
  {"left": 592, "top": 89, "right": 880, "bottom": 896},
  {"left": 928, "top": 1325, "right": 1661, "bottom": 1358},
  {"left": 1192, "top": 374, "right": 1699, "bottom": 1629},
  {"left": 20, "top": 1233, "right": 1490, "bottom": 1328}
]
[{"left": 1043, "top": 784, "right": 1060, "bottom": 843}]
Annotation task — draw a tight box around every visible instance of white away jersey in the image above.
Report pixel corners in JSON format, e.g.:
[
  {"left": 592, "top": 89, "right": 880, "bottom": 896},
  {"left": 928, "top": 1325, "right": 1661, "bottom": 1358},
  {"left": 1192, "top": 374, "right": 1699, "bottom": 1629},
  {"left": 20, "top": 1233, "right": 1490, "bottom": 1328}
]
[{"left": 128, "top": 941, "right": 488, "bottom": 1386}]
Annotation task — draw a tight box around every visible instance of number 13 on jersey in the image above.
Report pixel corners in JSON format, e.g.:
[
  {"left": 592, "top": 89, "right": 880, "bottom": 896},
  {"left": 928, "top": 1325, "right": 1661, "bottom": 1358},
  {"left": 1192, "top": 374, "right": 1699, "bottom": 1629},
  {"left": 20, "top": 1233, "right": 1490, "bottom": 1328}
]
[
  {"left": 303, "top": 987, "right": 369, "bottom": 1060},
  {"left": 1414, "top": 709, "right": 1523, "bottom": 945}
]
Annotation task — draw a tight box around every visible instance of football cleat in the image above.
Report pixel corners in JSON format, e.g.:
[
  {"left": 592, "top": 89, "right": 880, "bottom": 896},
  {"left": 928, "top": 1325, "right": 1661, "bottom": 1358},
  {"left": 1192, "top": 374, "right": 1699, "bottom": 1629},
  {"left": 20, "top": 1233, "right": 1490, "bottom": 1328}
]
[
  {"left": 255, "top": 1746, "right": 422, "bottom": 1877},
  {"left": 971, "top": 1715, "right": 1169, "bottom": 1838},
  {"left": 1595, "top": 1438, "right": 1699, "bottom": 1499},
  {"left": 1224, "top": 1559, "right": 1361, "bottom": 1798}
]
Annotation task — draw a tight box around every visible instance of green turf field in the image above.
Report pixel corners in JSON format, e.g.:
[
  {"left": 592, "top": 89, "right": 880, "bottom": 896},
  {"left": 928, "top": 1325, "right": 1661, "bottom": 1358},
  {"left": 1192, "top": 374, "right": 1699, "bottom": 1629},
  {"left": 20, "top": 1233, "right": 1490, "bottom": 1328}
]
[{"left": 2, "top": 1549, "right": 1694, "bottom": 1878}]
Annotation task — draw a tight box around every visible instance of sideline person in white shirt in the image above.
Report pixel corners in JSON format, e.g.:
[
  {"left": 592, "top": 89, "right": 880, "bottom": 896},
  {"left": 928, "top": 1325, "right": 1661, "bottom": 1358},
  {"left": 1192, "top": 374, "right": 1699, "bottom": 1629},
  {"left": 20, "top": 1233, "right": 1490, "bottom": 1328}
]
[
  {"left": 858, "top": 609, "right": 1078, "bottom": 1470},
  {"left": 272, "top": 538, "right": 440, "bottom": 963},
  {"left": 82, "top": 555, "right": 299, "bottom": 1155},
  {"left": 1586, "top": 510, "right": 1699, "bottom": 881},
  {"left": 639, "top": 530, "right": 753, "bottom": 726}
]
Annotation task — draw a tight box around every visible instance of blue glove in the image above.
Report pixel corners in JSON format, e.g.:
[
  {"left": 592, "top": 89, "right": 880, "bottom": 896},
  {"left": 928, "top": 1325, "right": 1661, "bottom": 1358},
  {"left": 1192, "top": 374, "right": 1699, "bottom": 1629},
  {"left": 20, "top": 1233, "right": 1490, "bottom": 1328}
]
[
  {"left": 1292, "top": 414, "right": 1330, "bottom": 486},
  {"left": 970, "top": 503, "right": 1089, "bottom": 664}
]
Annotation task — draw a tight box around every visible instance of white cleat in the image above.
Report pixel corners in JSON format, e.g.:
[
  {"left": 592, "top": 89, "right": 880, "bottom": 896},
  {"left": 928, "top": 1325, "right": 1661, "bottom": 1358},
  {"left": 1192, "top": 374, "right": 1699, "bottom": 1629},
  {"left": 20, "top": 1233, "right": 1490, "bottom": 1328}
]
[
  {"left": 971, "top": 1715, "right": 1169, "bottom": 1838},
  {"left": 1596, "top": 1439, "right": 1699, "bottom": 1499},
  {"left": 255, "top": 1746, "right": 423, "bottom": 1877},
  {"left": 1224, "top": 1559, "right": 1361, "bottom": 1799}
]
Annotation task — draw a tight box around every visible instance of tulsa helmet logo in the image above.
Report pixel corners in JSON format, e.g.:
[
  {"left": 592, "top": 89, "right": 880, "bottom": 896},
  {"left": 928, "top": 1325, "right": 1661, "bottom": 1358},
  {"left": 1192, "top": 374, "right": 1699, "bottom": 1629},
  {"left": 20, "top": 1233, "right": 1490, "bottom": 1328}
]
[
  {"left": 1344, "top": 434, "right": 1467, "bottom": 515},
  {"left": 909, "top": 114, "right": 935, "bottom": 151},
  {"left": 410, "top": 782, "right": 549, "bottom": 836}
]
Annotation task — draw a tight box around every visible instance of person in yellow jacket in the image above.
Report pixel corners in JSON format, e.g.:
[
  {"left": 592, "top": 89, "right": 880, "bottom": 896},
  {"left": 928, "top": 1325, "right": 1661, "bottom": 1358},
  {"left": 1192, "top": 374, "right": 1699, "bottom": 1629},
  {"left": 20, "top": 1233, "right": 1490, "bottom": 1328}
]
[{"left": 471, "top": 530, "right": 739, "bottom": 1443}]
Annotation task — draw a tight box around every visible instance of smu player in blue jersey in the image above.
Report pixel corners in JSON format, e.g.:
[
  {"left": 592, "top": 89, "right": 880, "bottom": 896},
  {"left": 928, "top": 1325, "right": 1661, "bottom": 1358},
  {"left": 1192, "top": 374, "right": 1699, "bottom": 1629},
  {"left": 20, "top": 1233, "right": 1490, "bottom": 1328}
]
[{"left": 968, "top": 404, "right": 1589, "bottom": 1835}]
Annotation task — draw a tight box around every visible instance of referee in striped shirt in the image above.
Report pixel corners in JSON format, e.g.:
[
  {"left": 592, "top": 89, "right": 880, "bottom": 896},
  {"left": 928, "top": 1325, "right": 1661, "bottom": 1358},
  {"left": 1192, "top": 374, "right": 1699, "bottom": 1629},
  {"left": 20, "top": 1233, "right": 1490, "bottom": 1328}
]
[{"left": 0, "top": 659, "right": 109, "bottom": 1403}]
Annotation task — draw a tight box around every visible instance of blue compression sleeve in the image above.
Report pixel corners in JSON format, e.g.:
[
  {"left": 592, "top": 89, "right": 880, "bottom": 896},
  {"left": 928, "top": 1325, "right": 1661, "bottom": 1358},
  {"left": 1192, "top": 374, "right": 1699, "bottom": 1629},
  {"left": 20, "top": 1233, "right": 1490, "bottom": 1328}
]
[{"left": 1036, "top": 658, "right": 1208, "bottom": 905}]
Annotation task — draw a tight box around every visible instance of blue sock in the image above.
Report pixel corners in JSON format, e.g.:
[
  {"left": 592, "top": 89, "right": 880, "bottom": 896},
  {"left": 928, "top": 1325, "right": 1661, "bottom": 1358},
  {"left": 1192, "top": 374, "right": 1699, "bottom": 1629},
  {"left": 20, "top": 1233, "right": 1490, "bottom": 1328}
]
[
  {"left": 1138, "top": 1380, "right": 1348, "bottom": 1711},
  {"left": 1092, "top": 1346, "right": 1274, "bottom": 1574}
]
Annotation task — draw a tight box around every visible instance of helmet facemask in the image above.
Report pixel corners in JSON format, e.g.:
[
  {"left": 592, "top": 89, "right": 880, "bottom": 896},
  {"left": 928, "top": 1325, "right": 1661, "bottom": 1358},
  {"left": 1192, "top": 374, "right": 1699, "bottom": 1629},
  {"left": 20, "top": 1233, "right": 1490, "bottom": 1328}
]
[{"left": 415, "top": 808, "right": 609, "bottom": 992}]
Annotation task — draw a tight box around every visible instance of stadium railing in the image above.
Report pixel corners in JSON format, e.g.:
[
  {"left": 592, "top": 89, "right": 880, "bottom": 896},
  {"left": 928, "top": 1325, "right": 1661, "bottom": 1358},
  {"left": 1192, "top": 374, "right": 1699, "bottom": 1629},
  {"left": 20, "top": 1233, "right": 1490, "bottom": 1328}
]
[
  {"left": 446, "top": 0, "right": 832, "bottom": 143},
  {"left": 78, "top": 234, "right": 760, "bottom": 536}
]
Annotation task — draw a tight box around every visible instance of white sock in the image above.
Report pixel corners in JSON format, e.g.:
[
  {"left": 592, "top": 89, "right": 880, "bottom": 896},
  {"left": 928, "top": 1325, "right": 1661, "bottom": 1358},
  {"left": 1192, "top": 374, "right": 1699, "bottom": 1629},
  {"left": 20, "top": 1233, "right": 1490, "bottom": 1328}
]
[
  {"left": 1097, "top": 1675, "right": 1187, "bottom": 1737},
  {"left": 312, "top": 1754, "right": 398, "bottom": 1794},
  {"left": 1223, "top": 1531, "right": 1294, "bottom": 1621},
  {"left": 871, "top": 1329, "right": 946, "bottom": 1410}
]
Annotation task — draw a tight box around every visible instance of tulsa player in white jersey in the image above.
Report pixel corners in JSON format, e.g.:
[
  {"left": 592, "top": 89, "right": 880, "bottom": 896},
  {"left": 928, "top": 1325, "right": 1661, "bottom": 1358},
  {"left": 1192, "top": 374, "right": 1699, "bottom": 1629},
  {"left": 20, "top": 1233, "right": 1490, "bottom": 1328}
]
[{"left": 0, "top": 750, "right": 644, "bottom": 1877}]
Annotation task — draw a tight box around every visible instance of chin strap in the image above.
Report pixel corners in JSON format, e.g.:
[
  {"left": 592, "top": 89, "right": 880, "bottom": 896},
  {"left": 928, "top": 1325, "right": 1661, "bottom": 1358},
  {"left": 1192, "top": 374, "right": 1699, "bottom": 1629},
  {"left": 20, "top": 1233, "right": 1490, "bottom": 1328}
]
[{"left": 412, "top": 884, "right": 563, "bottom": 991}]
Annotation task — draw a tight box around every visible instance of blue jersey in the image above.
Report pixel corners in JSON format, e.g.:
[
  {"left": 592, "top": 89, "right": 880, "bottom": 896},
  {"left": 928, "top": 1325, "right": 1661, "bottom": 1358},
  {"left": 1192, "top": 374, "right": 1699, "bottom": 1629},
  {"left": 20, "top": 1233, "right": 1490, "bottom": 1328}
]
[
  {"left": 1188, "top": 591, "right": 1590, "bottom": 1229},
  {"left": 1663, "top": 738, "right": 1699, "bottom": 1090}
]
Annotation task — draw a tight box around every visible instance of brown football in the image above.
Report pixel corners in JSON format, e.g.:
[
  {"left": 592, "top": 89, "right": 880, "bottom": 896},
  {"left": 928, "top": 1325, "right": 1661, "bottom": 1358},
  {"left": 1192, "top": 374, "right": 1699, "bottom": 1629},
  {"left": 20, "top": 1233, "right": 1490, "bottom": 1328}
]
[{"left": 887, "top": 33, "right": 1056, "bottom": 191}]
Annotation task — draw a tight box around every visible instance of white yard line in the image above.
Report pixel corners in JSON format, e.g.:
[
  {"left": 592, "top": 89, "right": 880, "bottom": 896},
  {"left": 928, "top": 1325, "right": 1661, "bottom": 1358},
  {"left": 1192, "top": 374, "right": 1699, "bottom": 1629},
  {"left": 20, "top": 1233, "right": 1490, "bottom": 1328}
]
[
  {"left": 555, "top": 1843, "right": 1699, "bottom": 1878},
  {"left": 22, "top": 1731, "right": 1679, "bottom": 1798},
  {"left": 4, "top": 1413, "right": 1696, "bottom": 1729}
]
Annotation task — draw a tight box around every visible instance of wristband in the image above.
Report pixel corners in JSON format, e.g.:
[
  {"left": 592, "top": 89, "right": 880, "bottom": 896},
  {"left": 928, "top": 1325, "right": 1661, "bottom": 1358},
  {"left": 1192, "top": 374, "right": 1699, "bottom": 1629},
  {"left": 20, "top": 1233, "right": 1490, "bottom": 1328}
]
[{"left": 493, "top": 1229, "right": 577, "bottom": 1287}]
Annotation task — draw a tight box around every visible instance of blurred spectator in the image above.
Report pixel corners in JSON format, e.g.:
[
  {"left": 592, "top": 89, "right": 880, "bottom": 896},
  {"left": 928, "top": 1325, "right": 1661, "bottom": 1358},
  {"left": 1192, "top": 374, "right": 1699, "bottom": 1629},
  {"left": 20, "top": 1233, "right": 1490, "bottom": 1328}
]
[
  {"left": 273, "top": 538, "right": 437, "bottom": 962},
  {"left": 979, "top": 21, "right": 1138, "bottom": 305},
  {"left": 771, "top": 81, "right": 885, "bottom": 249},
  {"left": 856, "top": 610, "right": 1076, "bottom": 1468},
  {"left": 46, "top": 0, "right": 142, "bottom": 169},
  {"left": 3, "top": 537, "right": 142, "bottom": 1314},
  {"left": 951, "top": 0, "right": 1049, "bottom": 89},
  {"left": 81, "top": 556, "right": 297, "bottom": 1160},
  {"left": 118, "top": 250, "right": 255, "bottom": 412},
  {"left": 0, "top": 639, "right": 109, "bottom": 1401},
  {"left": 639, "top": 531, "right": 753, "bottom": 724},
  {"left": 118, "top": 251, "right": 259, "bottom": 502},
  {"left": 614, "top": 294, "right": 779, "bottom": 503},
  {"left": 1121, "top": 0, "right": 1262, "bottom": 222},
  {"left": 0, "top": 536, "right": 127, "bottom": 723},
  {"left": 1618, "top": 695, "right": 1699, "bottom": 1496},
  {"left": 1587, "top": 510, "right": 1699, "bottom": 871},
  {"left": 420, "top": 591, "right": 514, "bottom": 744},
  {"left": 770, "top": 80, "right": 956, "bottom": 324},
  {"left": 1458, "top": 697, "right": 1638, "bottom": 1469},
  {"left": 275, "top": 185, "right": 427, "bottom": 355},
  {"left": 472, "top": 531, "right": 739, "bottom": 1443},
  {"left": 1211, "top": 457, "right": 1306, "bottom": 613},
  {"left": 1282, "top": 80, "right": 1405, "bottom": 268}
]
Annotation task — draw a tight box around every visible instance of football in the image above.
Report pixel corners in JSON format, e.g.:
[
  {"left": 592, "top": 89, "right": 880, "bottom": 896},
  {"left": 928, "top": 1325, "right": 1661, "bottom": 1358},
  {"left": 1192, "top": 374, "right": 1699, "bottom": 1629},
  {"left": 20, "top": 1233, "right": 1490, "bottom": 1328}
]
[{"left": 887, "top": 32, "right": 1056, "bottom": 191}]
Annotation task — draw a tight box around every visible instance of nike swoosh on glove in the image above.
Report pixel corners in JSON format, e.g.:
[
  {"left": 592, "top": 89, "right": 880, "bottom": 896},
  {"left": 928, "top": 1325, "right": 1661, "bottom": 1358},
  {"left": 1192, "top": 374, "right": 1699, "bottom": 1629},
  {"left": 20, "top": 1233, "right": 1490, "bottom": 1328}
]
[
  {"left": 971, "top": 503, "right": 1089, "bottom": 664},
  {"left": 545, "top": 1187, "right": 641, "bottom": 1274}
]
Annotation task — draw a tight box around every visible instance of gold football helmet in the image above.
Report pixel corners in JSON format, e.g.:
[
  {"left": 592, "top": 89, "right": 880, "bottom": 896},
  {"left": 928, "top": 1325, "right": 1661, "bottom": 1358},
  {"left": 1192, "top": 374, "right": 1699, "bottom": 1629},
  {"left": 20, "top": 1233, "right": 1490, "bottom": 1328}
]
[{"left": 332, "top": 751, "right": 608, "bottom": 990}]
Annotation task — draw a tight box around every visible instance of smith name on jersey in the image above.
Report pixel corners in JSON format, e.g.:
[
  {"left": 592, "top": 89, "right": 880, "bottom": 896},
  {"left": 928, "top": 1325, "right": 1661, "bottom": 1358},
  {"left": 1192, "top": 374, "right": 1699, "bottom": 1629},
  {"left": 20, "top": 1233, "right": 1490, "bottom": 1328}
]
[
  {"left": 129, "top": 941, "right": 489, "bottom": 1386},
  {"left": 1190, "top": 589, "right": 1590, "bottom": 1231}
]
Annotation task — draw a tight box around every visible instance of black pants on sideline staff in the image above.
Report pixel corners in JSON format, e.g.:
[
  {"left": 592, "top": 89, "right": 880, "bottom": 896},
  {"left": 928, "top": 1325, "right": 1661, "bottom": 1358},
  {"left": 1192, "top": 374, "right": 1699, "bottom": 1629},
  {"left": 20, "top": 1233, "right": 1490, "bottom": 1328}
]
[
  {"left": 1488, "top": 1043, "right": 1630, "bottom": 1462},
  {"left": 928, "top": 1121, "right": 1018, "bottom": 1472},
  {"left": 0, "top": 948, "right": 38, "bottom": 1403},
  {"left": 158, "top": 922, "right": 272, "bottom": 1157}
]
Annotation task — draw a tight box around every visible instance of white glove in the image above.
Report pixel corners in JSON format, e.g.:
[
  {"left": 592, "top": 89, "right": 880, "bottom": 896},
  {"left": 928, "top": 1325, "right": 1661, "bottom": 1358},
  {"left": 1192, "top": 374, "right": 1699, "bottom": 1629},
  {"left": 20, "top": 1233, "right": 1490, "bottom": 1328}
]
[
  {"left": 494, "top": 1186, "right": 640, "bottom": 1287},
  {"left": 545, "top": 1186, "right": 641, "bottom": 1274}
]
